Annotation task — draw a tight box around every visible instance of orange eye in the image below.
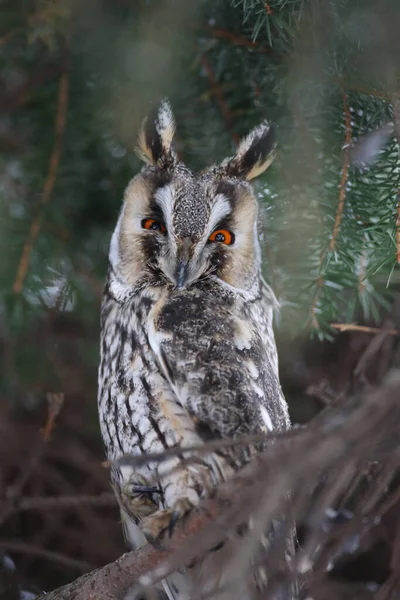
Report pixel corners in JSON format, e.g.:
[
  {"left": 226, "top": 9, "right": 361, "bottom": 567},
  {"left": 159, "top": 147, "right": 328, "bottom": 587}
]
[
  {"left": 142, "top": 218, "right": 166, "bottom": 233},
  {"left": 208, "top": 229, "right": 234, "bottom": 245}
]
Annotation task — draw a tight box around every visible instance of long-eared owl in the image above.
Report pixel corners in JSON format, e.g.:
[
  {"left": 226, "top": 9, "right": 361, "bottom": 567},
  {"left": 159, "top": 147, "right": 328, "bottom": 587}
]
[{"left": 98, "top": 100, "right": 290, "bottom": 600}]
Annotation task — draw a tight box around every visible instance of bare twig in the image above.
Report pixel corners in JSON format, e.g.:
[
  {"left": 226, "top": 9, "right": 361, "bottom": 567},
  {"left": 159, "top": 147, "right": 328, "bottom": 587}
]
[
  {"left": 7, "top": 492, "right": 116, "bottom": 515},
  {"left": 330, "top": 94, "right": 352, "bottom": 251},
  {"left": 331, "top": 322, "right": 399, "bottom": 335},
  {"left": 0, "top": 541, "right": 93, "bottom": 573},
  {"left": 0, "top": 394, "right": 65, "bottom": 527},
  {"left": 42, "top": 392, "right": 64, "bottom": 441},
  {"left": 12, "top": 60, "right": 70, "bottom": 294}
]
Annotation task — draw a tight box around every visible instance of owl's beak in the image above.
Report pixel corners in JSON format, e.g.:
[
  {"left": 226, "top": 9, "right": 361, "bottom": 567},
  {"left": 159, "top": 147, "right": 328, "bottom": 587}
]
[{"left": 175, "top": 237, "right": 192, "bottom": 288}]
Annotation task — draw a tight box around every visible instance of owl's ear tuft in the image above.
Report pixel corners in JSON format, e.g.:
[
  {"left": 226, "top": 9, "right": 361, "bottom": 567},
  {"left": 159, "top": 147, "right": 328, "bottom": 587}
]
[
  {"left": 136, "top": 99, "right": 176, "bottom": 167},
  {"left": 222, "top": 121, "right": 277, "bottom": 180}
]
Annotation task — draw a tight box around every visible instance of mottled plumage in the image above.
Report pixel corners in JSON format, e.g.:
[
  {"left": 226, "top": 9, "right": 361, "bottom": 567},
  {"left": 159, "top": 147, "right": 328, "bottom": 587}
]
[{"left": 98, "top": 100, "right": 290, "bottom": 599}]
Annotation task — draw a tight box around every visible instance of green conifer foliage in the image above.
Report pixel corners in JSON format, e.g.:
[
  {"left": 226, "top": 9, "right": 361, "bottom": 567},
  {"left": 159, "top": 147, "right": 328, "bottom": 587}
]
[{"left": 1, "top": 0, "right": 399, "bottom": 398}]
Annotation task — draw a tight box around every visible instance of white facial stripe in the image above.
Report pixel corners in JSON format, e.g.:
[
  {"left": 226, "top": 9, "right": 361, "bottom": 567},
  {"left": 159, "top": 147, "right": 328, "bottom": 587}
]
[
  {"left": 109, "top": 206, "right": 123, "bottom": 268},
  {"left": 154, "top": 184, "right": 175, "bottom": 234},
  {"left": 208, "top": 194, "right": 232, "bottom": 234}
]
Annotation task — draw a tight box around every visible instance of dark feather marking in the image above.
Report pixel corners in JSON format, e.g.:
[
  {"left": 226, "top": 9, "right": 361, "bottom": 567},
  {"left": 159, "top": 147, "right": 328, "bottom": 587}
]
[
  {"left": 215, "top": 179, "right": 238, "bottom": 203},
  {"left": 194, "top": 419, "right": 219, "bottom": 442},
  {"left": 160, "top": 348, "right": 175, "bottom": 384},
  {"left": 103, "top": 416, "right": 115, "bottom": 454},
  {"left": 140, "top": 375, "right": 170, "bottom": 450},
  {"left": 111, "top": 391, "right": 125, "bottom": 454},
  {"left": 116, "top": 322, "right": 128, "bottom": 372},
  {"left": 130, "top": 331, "right": 137, "bottom": 353}
]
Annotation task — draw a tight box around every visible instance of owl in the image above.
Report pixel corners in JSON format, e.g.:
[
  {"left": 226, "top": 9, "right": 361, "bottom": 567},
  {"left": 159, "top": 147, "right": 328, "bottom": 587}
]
[{"left": 98, "top": 100, "right": 291, "bottom": 600}]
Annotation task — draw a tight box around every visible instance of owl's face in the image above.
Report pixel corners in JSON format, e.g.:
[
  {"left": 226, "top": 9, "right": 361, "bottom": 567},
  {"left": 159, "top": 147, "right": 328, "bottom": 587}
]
[{"left": 109, "top": 101, "right": 276, "bottom": 293}]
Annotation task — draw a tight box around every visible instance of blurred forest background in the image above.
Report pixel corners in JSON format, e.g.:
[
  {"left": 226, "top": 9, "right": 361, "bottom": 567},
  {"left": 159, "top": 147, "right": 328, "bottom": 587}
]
[{"left": 1, "top": 0, "right": 400, "bottom": 597}]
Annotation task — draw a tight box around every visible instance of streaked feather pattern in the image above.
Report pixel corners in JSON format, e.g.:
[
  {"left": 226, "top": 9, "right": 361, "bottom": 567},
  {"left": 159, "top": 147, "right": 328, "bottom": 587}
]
[{"left": 98, "top": 100, "right": 290, "bottom": 599}]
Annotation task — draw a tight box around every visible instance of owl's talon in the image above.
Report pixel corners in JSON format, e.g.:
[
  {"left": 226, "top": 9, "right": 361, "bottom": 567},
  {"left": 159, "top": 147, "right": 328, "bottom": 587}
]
[
  {"left": 141, "top": 498, "right": 195, "bottom": 542},
  {"left": 120, "top": 473, "right": 160, "bottom": 519}
]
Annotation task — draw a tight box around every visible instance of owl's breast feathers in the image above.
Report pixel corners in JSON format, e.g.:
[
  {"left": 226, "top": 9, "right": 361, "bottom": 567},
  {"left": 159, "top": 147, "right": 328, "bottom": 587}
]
[
  {"left": 152, "top": 285, "right": 289, "bottom": 439},
  {"left": 99, "top": 279, "right": 289, "bottom": 472}
]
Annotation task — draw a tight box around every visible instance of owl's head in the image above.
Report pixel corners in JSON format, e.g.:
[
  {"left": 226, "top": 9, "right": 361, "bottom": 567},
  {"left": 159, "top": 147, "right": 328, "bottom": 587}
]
[{"left": 109, "top": 100, "right": 276, "bottom": 295}]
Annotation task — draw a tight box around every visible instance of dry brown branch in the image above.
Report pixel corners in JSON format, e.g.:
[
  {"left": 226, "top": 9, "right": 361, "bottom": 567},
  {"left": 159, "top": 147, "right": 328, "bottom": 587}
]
[
  {"left": 34, "top": 500, "right": 220, "bottom": 600},
  {"left": 265, "top": 2, "right": 273, "bottom": 15},
  {"left": 12, "top": 61, "right": 70, "bottom": 294},
  {"left": 329, "top": 93, "right": 351, "bottom": 252},
  {"left": 0, "top": 394, "right": 65, "bottom": 527},
  {"left": 193, "top": 24, "right": 275, "bottom": 54},
  {"left": 200, "top": 55, "right": 239, "bottom": 144},
  {"left": 34, "top": 369, "right": 400, "bottom": 600},
  {"left": 308, "top": 93, "right": 352, "bottom": 329},
  {"left": 42, "top": 392, "right": 64, "bottom": 441},
  {"left": 331, "top": 322, "right": 400, "bottom": 335}
]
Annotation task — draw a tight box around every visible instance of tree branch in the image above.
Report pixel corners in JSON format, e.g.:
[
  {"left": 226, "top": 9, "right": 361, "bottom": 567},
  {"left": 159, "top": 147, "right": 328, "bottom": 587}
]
[{"left": 34, "top": 369, "right": 400, "bottom": 600}]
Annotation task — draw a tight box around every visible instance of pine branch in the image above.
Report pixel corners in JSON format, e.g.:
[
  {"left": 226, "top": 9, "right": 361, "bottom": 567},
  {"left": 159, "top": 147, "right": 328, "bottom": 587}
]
[{"left": 12, "top": 57, "right": 70, "bottom": 294}]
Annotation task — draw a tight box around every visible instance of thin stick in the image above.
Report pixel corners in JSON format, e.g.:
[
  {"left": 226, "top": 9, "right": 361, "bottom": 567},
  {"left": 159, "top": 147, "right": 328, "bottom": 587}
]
[
  {"left": 12, "top": 63, "right": 69, "bottom": 294},
  {"left": 329, "top": 93, "right": 351, "bottom": 252},
  {"left": 0, "top": 394, "right": 65, "bottom": 527},
  {"left": 9, "top": 492, "right": 116, "bottom": 514},
  {"left": 0, "top": 540, "right": 93, "bottom": 573},
  {"left": 331, "top": 322, "right": 399, "bottom": 335}
]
